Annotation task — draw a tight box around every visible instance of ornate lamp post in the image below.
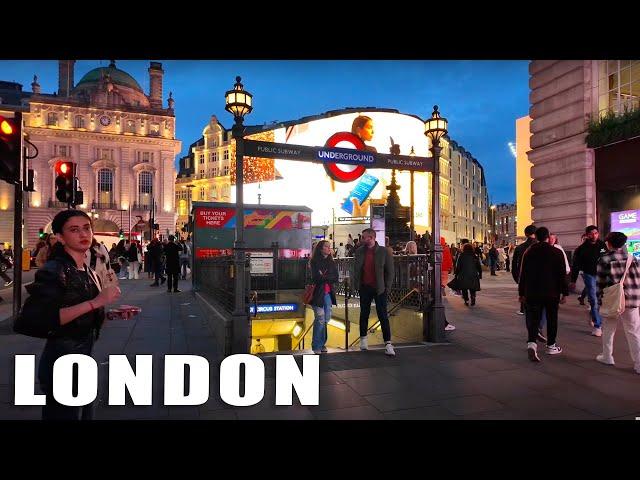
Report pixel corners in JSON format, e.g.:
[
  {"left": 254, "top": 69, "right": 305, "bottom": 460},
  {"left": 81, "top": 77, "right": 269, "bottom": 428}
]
[
  {"left": 225, "top": 76, "right": 253, "bottom": 353},
  {"left": 409, "top": 146, "right": 416, "bottom": 241},
  {"left": 424, "top": 106, "right": 448, "bottom": 342}
]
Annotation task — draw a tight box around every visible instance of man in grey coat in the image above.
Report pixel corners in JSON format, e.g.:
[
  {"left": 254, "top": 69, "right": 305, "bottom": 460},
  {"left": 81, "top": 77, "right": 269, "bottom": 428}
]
[{"left": 353, "top": 228, "right": 396, "bottom": 356}]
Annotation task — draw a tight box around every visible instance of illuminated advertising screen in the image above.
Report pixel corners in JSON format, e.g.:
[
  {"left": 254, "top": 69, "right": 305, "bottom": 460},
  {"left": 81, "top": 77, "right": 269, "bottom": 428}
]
[
  {"left": 611, "top": 209, "right": 640, "bottom": 259},
  {"left": 239, "top": 111, "right": 431, "bottom": 230}
]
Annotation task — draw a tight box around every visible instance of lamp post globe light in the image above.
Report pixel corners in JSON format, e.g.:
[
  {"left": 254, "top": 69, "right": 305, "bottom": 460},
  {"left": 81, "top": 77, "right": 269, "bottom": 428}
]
[
  {"left": 225, "top": 76, "right": 253, "bottom": 353},
  {"left": 424, "top": 105, "right": 448, "bottom": 343}
]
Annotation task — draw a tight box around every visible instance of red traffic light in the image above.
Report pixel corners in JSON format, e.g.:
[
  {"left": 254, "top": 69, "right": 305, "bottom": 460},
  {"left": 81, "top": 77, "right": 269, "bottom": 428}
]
[
  {"left": 0, "top": 113, "right": 22, "bottom": 183},
  {"left": 55, "top": 161, "right": 73, "bottom": 176}
]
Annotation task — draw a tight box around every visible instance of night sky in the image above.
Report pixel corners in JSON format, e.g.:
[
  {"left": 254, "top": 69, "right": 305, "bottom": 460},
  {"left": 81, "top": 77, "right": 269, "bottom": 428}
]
[{"left": 0, "top": 60, "right": 529, "bottom": 204}]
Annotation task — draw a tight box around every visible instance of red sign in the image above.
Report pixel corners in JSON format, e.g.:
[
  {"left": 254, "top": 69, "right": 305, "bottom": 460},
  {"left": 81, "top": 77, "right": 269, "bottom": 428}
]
[
  {"left": 195, "top": 208, "right": 235, "bottom": 228},
  {"left": 324, "top": 132, "right": 367, "bottom": 182},
  {"left": 195, "top": 248, "right": 231, "bottom": 258}
]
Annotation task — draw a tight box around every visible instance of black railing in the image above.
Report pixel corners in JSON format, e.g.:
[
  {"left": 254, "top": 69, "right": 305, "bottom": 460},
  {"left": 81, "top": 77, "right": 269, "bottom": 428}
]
[{"left": 196, "top": 256, "right": 236, "bottom": 313}]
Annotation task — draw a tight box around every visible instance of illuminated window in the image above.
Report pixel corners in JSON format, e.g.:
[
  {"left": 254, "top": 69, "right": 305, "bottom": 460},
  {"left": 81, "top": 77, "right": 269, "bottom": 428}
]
[
  {"left": 97, "top": 169, "right": 113, "bottom": 206},
  {"left": 47, "top": 112, "right": 58, "bottom": 126},
  {"left": 597, "top": 60, "right": 640, "bottom": 117},
  {"left": 212, "top": 152, "right": 218, "bottom": 162},
  {"left": 138, "top": 151, "right": 153, "bottom": 163},
  {"left": 199, "top": 153, "right": 205, "bottom": 164},
  {"left": 178, "top": 199, "right": 188, "bottom": 216},
  {"left": 213, "top": 167, "right": 219, "bottom": 176},
  {"left": 223, "top": 165, "right": 229, "bottom": 176},
  {"left": 224, "top": 150, "right": 229, "bottom": 160},
  {"left": 55, "top": 145, "right": 70, "bottom": 157},
  {"left": 200, "top": 186, "right": 205, "bottom": 199},
  {"left": 74, "top": 115, "right": 85, "bottom": 128},
  {"left": 210, "top": 185, "right": 218, "bottom": 199},
  {"left": 138, "top": 171, "right": 153, "bottom": 208}
]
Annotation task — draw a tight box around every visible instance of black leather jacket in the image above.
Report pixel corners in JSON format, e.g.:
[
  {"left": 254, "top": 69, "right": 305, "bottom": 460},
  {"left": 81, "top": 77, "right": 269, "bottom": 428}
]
[{"left": 22, "top": 250, "right": 104, "bottom": 340}]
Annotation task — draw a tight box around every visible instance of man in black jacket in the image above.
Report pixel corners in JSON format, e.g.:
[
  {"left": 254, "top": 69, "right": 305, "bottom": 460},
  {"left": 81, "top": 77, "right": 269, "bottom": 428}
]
[
  {"left": 519, "top": 227, "right": 568, "bottom": 362},
  {"left": 512, "top": 224, "right": 537, "bottom": 315},
  {"left": 569, "top": 225, "right": 607, "bottom": 336}
]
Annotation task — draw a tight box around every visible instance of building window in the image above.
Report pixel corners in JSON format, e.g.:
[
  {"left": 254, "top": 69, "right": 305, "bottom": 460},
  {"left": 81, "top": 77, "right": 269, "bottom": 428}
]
[
  {"left": 597, "top": 60, "right": 640, "bottom": 117},
  {"left": 55, "top": 145, "right": 70, "bottom": 157},
  {"left": 97, "top": 148, "right": 113, "bottom": 161},
  {"left": 178, "top": 199, "right": 188, "bottom": 216},
  {"left": 224, "top": 150, "right": 229, "bottom": 160},
  {"left": 199, "top": 153, "right": 205, "bottom": 165},
  {"left": 223, "top": 165, "right": 229, "bottom": 176},
  {"left": 212, "top": 152, "right": 218, "bottom": 162},
  {"left": 137, "top": 151, "right": 153, "bottom": 163},
  {"left": 74, "top": 115, "right": 85, "bottom": 129},
  {"left": 47, "top": 112, "right": 58, "bottom": 126},
  {"left": 138, "top": 171, "right": 153, "bottom": 208},
  {"left": 126, "top": 120, "right": 136, "bottom": 133},
  {"left": 211, "top": 185, "right": 218, "bottom": 199},
  {"left": 199, "top": 169, "right": 205, "bottom": 178},
  {"left": 213, "top": 167, "right": 219, "bottom": 176},
  {"left": 223, "top": 184, "right": 230, "bottom": 197},
  {"left": 200, "top": 186, "right": 206, "bottom": 199},
  {"left": 97, "top": 169, "right": 113, "bottom": 206}
]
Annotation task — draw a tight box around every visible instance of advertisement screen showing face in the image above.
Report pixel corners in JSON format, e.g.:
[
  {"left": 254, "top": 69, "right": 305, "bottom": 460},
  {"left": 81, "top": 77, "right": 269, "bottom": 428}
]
[{"left": 239, "top": 111, "right": 432, "bottom": 229}]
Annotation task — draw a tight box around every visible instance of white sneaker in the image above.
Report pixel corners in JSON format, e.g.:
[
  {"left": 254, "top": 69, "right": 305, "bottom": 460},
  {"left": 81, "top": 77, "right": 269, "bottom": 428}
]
[
  {"left": 445, "top": 324, "right": 456, "bottom": 331},
  {"left": 546, "top": 344, "right": 563, "bottom": 355},
  {"left": 516, "top": 311, "right": 525, "bottom": 316},
  {"left": 596, "top": 353, "right": 615, "bottom": 365},
  {"left": 527, "top": 342, "right": 540, "bottom": 362},
  {"left": 591, "top": 327, "right": 602, "bottom": 337},
  {"left": 384, "top": 342, "right": 396, "bottom": 356},
  {"left": 359, "top": 336, "right": 368, "bottom": 351}
]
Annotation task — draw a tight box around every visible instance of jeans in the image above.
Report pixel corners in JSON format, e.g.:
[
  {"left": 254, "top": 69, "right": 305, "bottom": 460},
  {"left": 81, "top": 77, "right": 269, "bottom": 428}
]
[
  {"left": 525, "top": 300, "right": 558, "bottom": 346},
  {"left": 312, "top": 293, "right": 332, "bottom": 351},
  {"left": 359, "top": 285, "right": 391, "bottom": 342},
  {"left": 38, "top": 334, "right": 96, "bottom": 420},
  {"left": 181, "top": 258, "right": 190, "bottom": 279},
  {"left": 582, "top": 273, "right": 602, "bottom": 328}
]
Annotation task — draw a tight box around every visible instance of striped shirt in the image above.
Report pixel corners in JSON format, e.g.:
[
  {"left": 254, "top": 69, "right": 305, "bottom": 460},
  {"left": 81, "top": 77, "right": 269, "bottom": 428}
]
[{"left": 596, "top": 249, "right": 640, "bottom": 309}]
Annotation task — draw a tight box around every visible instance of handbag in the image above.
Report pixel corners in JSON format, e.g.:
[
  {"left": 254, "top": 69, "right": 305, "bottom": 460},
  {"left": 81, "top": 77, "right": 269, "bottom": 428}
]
[
  {"left": 447, "top": 277, "right": 461, "bottom": 291},
  {"left": 301, "top": 284, "right": 315, "bottom": 305},
  {"left": 600, "top": 255, "right": 633, "bottom": 318}
]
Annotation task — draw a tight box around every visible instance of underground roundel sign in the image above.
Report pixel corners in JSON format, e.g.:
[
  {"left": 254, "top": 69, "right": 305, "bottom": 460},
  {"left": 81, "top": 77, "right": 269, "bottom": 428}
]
[{"left": 323, "top": 132, "right": 368, "bottom": 182}]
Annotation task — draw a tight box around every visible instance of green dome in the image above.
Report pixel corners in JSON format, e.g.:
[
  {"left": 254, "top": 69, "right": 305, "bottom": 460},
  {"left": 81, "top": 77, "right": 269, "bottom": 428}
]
[{"left": 76, "top": 65, "right": 143, "bottom": 92}]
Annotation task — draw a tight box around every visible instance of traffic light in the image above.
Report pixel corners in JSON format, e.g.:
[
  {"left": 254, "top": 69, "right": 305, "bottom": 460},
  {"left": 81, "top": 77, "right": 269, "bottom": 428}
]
[
  {"left": 0, "top": 112, "right": 22, "bottom": 183},
  {"left": 38, "top": 228, "right": 45, "bottom": 239},
  {"left": 55, "top": 161, "right": 75, "bottom": 204},
  {"left": 119, "top": 229, "right": 124, "bottom": 239}
]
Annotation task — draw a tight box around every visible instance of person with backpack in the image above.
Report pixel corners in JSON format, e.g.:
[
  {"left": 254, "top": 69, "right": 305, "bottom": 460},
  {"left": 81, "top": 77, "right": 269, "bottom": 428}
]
[{"left": 595, "top": 232, "right": 640, "bottom": 374}]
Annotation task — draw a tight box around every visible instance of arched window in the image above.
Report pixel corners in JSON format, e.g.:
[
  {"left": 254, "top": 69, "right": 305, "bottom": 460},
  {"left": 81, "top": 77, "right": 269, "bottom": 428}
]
[
  {"left": 138, "top": 171, "right": 153, "bottom": 208},
  {"left": 75, "top": 115, "right": 85, "bottom": 129},
  {"left": 97, "top": 169, "right": 114, "bottom": 207}
]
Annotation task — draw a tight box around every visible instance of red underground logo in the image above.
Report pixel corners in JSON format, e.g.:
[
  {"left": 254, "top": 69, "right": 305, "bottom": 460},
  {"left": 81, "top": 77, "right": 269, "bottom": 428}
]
[{"left": 323, "top": 132, "right": 368, "bottom": 182}]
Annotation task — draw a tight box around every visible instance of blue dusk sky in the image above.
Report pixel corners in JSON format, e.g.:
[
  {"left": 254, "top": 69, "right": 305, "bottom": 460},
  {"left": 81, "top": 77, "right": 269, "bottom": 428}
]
[{"left": 0, "top": 60, "right": 529, "bottom": 204}]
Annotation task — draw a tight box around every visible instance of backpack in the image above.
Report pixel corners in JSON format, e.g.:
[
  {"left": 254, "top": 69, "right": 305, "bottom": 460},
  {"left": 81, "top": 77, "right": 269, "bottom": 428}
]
[{"left": 600, "top": 256, "right": 633, "bottom": 318}]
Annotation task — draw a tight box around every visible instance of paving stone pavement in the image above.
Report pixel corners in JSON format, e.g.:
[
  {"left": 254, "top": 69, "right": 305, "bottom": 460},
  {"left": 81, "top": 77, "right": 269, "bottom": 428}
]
[{"left": 1, "top": 271, "right": 639, "bottom": 420}]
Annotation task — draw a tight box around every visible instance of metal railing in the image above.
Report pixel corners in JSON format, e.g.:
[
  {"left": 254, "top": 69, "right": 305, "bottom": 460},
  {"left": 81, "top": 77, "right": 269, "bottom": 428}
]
[{"left": 195, "top": 256, "right": 236, "bottom": 312}]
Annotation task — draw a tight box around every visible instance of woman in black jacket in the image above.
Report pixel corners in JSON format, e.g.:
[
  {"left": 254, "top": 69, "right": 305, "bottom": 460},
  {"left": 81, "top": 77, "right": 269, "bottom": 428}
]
[
  {"left": 309, "top": 240, "right": 338, "bottom": 354},
  {"left": 20, "top": 210, "right": 121, "bottom": 420},
  {"left": 454, "top": 243, "right": 483, "bottom": 306}
]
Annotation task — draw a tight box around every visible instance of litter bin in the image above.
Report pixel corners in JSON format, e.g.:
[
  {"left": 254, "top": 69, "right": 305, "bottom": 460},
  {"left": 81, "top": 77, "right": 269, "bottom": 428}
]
[{"left": 22, "top": 249, "right": 31, "bottom": 271}]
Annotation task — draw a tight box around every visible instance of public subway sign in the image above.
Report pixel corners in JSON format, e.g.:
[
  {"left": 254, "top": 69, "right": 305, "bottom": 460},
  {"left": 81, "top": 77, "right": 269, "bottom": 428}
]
[
  {"left": 243, "top": 139, "right": 433, "bottom": 173},
  {"left": 13, "top": 354, "right": 320, "bottom": 407}
]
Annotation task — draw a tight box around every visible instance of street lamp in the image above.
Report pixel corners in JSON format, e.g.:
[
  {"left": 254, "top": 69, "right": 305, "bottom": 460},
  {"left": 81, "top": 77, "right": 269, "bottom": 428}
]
[
  {"left": 424, "top": 105, "right": 448, "bottom": 343},
  {"left": 409, "top": 146, "right": 415, "bottom": 241},
  {"left": 225, "top": 76, "right": 253, "bottom": 354},
  {"left": 490, "top": 204, "right": 497, "bottom": 244}
]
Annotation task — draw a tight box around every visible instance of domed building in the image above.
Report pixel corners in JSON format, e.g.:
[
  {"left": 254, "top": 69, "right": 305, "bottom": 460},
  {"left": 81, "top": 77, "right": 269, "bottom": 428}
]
[{"left": 0, "top": 60, "right": 181, "bottom": 246}]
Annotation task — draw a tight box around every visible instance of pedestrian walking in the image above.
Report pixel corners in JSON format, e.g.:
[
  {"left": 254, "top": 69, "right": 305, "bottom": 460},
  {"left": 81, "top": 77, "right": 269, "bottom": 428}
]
[
  {"left": 512, "top": 225, "right": 537, "bottom": 315},
  {"left": 309, "top": 240, "right": 338, "bottom": 354},
  {"left": 488, "top": 244, "right": 499, "bottom": 275},
  {"left": 19, "top": 210, "right": 121, "bottom": 419},
  {"left": 179, "top": 238, "right": 191, "bottom": 279},
  {"left": 163, "top": 235, "right": 182, "bottom": 293},
  {"left": 453, "top": 243, "right": 482, "bottom": 307},
  {"left": 353, "top": 228, "right": 396, "bottom": 356},
  {"left": 570, "top": 225, "right": 607, "bottom": 336},
  {"left": 595, "top": 232, "right": 640, "bottom": 374},
  {"left": 518, "top": 227, "right": 568, "bottom": 362}
]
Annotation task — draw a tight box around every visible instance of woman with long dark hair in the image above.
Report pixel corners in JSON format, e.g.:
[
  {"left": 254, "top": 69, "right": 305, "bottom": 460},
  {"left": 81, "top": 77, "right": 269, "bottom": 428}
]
[
  {"left": 309, "top": 240, "right": 338, "bottom": 354},
  {"left": 20, "top": 210, "right": 121, "bottom": 420}
]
